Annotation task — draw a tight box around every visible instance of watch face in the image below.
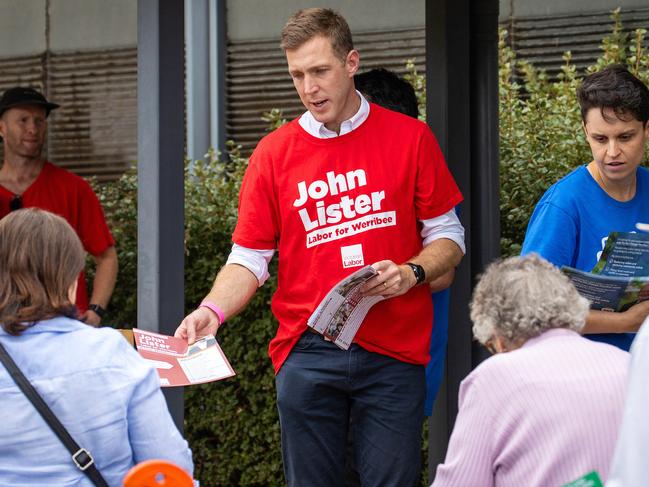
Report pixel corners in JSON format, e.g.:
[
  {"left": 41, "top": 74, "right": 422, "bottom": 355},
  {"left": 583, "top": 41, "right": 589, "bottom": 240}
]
[
  {"left": 407, "top": 263, "right": 425, "bottom": 284},
  {"left": 415, "top": 266, "right": 425, "bottom": 284}
]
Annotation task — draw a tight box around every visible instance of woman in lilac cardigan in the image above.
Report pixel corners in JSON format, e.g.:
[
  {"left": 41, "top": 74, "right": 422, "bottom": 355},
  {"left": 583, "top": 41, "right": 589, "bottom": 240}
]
[{"left": 432, "top": 254, "right": 629, "bottom": 487}]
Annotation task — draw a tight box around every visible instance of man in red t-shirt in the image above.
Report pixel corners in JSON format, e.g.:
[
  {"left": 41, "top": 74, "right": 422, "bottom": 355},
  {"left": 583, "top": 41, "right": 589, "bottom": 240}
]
[
  {"left": 176, "top": 8, "right": 465, "bottom": 486},
  {"left": 0, "top": 87, "right": 117, "bottom": 325}
]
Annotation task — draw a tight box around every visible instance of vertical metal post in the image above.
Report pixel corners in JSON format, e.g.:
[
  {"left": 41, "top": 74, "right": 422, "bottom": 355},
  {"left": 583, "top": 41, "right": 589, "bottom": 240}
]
[
  {"left": 185, "top": 0, "right": 227, "bottom": 163},
  {"left": 186, "top": 0, "right": 211, "bottom": 163},
  {"left": 209, "top": 0, "right": 227, "bottom": 159},
  {"left": 426, "top": 0, "right": 500, "bottom": 481},
  {"left": 426, "top": 0, "right": 472, "bottom": 477},
  {"left": 137, "top": 0, "right": 186, "bottom": 431},
  {"left": 470, "top": 0, "right": 501, "bottom": 279}
]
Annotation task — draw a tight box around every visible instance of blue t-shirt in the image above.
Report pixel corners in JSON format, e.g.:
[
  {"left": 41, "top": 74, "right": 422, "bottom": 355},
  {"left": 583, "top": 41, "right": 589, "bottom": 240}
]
[{"left": 522, "top": 165, "right": 649, "bottom": 351}]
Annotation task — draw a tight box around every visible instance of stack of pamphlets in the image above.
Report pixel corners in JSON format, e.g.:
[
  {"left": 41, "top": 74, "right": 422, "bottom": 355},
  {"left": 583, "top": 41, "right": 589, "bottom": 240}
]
[
  {"left": 562, "top": 231, "right": 649, "bottom": 312},
  {"left": 308, "top": 265, "right": 385, "bottom": 350}
]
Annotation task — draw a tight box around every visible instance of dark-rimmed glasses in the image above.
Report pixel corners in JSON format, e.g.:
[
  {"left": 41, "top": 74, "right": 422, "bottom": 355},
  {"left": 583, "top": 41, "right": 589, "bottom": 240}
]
[{"left": 9, "top": 195, "right": 22, "bottom": 212}]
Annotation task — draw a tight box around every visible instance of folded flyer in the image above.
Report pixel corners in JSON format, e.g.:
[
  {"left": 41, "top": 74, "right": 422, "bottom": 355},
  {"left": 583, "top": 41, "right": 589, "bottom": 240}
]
[
  {"left": 591, "top": 231, "right": 649, "bottom": 277},
  {"left": 132, "top": 328, "right": 235, "bottom": 387},
  {"left": 561, "top": 266, "right": 649, "bottom": 312},
  {"left": 308, "top": 265, "right": 385, "bottom": 350},
  {"left": 562, "top": 231, "right": 649, "bottom": 312}
]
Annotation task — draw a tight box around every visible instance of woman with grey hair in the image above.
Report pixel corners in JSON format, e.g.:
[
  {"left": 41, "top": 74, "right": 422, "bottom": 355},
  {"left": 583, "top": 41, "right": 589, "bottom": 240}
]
[{"left": 431, "top": 254, "right": 629, "bottom": 487}]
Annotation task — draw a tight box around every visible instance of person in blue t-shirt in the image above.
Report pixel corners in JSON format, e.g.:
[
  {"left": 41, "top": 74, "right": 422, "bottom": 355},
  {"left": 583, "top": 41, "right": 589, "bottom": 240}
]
[{"left": 522, "top": 64, "right": 649, "bottom": 351}]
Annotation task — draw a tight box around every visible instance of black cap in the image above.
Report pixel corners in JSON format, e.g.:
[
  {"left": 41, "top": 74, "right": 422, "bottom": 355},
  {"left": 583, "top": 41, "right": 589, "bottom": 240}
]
[{"left": 0, "top": 87, "right": 60, "bottom": 118}]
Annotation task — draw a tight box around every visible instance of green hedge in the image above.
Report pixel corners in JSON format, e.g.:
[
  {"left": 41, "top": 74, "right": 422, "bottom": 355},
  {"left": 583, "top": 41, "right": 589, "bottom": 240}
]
[{"left": 92, "top": 11, "right": 648, "bottom": 485}]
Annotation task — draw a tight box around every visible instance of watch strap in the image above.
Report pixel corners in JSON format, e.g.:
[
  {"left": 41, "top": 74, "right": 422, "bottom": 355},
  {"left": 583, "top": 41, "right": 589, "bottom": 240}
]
[
  {"left": 405, "top": 262, "right": 426, "bottom": 285},
  {"left": 87, "top": 304, "right": 106, "bottom": 318}
]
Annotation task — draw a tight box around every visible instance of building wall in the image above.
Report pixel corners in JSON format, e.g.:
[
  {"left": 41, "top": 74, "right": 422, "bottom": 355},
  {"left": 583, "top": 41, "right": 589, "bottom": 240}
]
[
  {"left": 0, "top": 0, "right": 46, "bottom": 56},
  {"left": 227, "top": 0, "right": 424, "bottom": 41},
  {"left": 0, "top": 0, "right": 136, "bottom": 57},
  {"left": 49, "top": 0, "right": 137, "bottom": 51},
  {"left": 499, "top": 0, "right": 649, "bottom": 19},
  {"left": 4, "top": 0, "right": 642, "bottom": 53},
  {"left": 228, "top": 0, "right": 646, "bottom": 39}
]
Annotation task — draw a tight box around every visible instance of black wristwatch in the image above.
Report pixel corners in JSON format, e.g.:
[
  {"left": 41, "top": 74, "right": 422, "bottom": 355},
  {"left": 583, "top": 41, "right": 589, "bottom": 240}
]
[
  {"left": 88, "top": 303, "right": 106, "bottom": 318},
  {"left": 405, "top": 262, "right": 426, "bottom": 285}
]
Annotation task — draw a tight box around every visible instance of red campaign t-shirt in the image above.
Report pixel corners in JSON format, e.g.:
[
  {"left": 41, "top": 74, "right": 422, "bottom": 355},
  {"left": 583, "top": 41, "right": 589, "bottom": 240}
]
[
  {"left": 233, "top": 104, "right": 463, "bottom": 373},
  {"left": 0, "top": 162, "right": 115, "bottom": 312}
]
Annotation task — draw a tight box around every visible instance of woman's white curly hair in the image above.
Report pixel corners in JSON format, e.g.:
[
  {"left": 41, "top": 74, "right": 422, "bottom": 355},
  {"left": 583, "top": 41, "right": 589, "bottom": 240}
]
[{"left": 470, "top": 254, "right": 590, "bottom": 345}]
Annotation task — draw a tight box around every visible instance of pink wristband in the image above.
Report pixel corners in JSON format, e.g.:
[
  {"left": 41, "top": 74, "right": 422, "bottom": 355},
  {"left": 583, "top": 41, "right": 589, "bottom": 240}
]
[{"left": 199, "top": 300, "right": 225, "bottom": 326}]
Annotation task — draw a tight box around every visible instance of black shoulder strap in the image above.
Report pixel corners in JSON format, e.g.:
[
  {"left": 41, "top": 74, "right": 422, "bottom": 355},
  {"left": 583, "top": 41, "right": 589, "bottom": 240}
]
[{"left": 0, "top": 341, "right": 109, "bottom": 487}]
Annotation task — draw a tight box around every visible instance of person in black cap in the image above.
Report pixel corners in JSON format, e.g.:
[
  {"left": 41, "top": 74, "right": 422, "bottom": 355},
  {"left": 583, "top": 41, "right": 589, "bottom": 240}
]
[{"left": 0, "top": 86, "right": 118, "bottom": 326}]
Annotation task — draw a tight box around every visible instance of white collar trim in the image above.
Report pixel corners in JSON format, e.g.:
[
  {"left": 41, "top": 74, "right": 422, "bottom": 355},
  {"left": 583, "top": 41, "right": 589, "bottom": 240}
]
[{"left": 298, "top": 91, "right": 370, "bottom": 138}]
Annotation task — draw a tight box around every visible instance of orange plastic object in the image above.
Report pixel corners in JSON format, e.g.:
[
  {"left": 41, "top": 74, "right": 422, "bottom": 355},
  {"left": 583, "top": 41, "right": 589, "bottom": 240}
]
[{"left": 123, "top": 459, "right": 193, "bottom": 487}]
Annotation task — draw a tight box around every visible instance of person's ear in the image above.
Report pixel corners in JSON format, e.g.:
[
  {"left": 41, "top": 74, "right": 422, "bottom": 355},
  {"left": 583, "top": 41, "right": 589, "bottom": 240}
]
[
  {"left": 346, "top": 49, "right": 360, "bottom": 78},
  {"left": 494, "top": 336, "right": 512, "bottom": 353}
]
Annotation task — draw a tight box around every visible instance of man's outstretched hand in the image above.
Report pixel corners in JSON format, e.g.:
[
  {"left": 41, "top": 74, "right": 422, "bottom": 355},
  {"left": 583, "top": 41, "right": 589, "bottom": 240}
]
[{"left": 175, "top": 307, "right": 220, "bottom": 344}]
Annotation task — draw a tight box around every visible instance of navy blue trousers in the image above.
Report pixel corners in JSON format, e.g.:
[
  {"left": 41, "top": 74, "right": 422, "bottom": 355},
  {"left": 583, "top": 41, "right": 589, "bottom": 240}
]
[{"left": 275, "top": 332, "right": 425, "bottom": 487}]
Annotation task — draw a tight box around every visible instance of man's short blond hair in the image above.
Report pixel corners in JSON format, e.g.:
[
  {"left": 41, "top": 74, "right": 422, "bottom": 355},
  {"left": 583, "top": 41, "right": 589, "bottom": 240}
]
[{"left": 280, "top": 8, "right": 354, "bottom": 62}]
